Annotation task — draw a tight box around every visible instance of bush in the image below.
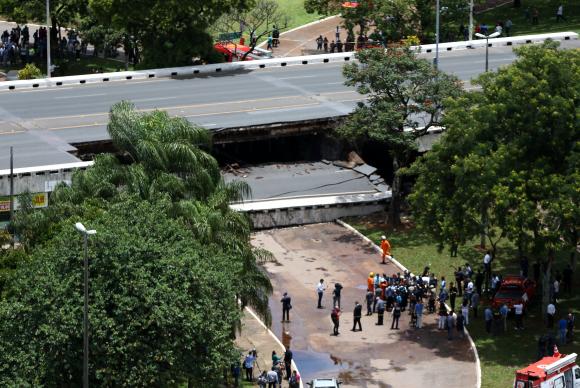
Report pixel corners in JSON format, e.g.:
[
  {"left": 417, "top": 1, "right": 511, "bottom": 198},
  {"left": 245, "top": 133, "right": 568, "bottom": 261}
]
[{"left": 17, "top": 63, "right": 42, "bottom": 80}]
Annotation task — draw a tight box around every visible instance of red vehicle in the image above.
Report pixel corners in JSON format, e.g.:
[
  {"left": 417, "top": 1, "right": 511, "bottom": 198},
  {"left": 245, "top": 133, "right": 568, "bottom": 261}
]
[
  {"left": 514, "top": 350, "right": 579, "bottom": 388},
  {"left": 214, "top": 42, "right": 272, "bottom": 62},
  {"left": 492, "top": 275, "right": 536, "bottom": 310}
]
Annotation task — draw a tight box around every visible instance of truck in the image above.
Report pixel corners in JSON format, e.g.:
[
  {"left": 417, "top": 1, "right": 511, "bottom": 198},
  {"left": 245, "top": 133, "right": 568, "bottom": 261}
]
[{"left": 515, "top": 349, "right": 579, "bottom": 388}]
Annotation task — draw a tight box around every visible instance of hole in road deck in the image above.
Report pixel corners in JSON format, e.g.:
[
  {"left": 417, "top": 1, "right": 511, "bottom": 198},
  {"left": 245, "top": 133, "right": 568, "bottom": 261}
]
[{"left": 292, "top": 349, "right": 346, "bottom": 380}]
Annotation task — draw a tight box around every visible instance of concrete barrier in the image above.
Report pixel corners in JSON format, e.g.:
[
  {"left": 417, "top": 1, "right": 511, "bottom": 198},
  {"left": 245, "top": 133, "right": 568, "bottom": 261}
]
[{"left": 1, "top": 32, "right": 576, "bottom": 91}]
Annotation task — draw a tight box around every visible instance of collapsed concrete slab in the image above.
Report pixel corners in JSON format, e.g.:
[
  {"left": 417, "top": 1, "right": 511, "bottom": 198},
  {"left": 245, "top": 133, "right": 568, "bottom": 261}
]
[{"left": 223, "top": 161, "right": 390, "bottom": 229}]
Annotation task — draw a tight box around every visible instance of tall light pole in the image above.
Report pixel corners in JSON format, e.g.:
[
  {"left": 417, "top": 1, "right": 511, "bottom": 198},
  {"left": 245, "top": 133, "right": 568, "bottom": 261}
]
[
  {"left": 469, "top": 0, "right": 474, "bottom": 41},
  {"left": 46, "top": 0, "right": 51, "bottom": 78},
  {"left": 434, "top": 0, "right": 440, "bottom": 69},
  {"left": 475, "top": 31, "right": 501, "bottom": 72},
  {"left": 75, "top": 222, "right": 96, "bottom": 388}
]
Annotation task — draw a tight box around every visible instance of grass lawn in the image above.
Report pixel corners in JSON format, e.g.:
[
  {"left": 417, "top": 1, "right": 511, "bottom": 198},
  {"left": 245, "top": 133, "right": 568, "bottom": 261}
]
[
  {"left": 477, "top": 0, "right": 580, "bottom": 35},
  {"left": 274, "top": 0, "right": 323, "bottom": 31},
  {"left": 345, "top": 213, "right": 579, "bottom": 388}
]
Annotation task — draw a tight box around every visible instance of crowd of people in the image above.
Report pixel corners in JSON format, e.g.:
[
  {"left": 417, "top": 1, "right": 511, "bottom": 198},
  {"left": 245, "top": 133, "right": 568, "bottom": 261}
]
[
  {"left": 234, "top": 347, "right": 300, "bottom": 388},
  {"left": 0, "top": 24, "right": 86, "bottom": 67}
]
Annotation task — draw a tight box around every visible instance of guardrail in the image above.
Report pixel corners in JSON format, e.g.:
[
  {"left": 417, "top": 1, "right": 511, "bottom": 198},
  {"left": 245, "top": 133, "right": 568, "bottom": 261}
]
[{"left": 1, "top": 32, "right": 576, "bottom": 91}]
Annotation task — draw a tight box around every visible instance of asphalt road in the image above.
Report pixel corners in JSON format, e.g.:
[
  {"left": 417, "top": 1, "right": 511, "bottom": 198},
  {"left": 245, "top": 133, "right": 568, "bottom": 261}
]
[{"left": 1, "top": 40, "right": 579, "bottom": 170}]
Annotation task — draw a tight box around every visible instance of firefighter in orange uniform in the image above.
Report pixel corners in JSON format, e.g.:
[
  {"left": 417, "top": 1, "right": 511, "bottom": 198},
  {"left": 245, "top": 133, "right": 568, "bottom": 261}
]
[
  {"left": 380, "top": 235, "right": 391, "bottom": 264},
  {"left": 367, "top": 273, "right": 375, "bottom": 292}
]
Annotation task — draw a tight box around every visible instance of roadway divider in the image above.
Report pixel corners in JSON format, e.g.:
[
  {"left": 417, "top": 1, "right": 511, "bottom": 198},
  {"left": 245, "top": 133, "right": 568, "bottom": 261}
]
[{"left": 0, "top": 32, "right": 576, "bottom": 92}]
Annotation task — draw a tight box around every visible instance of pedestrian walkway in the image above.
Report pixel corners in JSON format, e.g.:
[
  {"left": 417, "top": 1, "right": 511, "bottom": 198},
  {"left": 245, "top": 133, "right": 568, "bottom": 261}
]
[
  {"left": 253, "top": 222, "right": 479, "bottom": 387},
  {"left": 236, "top": 308, "right": 300, "bottom": 386},
  {"left": 262, "top": 16, "right": 344, "bottom": 58}
]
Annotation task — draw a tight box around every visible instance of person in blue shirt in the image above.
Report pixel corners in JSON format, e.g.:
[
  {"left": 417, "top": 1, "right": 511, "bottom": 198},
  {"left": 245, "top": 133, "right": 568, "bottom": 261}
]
[
  {"left": 559, "top": 317, "right": 568, "bottom": 345},
  {"left": 484, "top": 307, "right": 493, "bottom": 334},
  {"left": 500, "top": 304, "right": 509, "bottom": 333},
  {"left": 415, "top": 300, "right": 424, "bottom": 328}
]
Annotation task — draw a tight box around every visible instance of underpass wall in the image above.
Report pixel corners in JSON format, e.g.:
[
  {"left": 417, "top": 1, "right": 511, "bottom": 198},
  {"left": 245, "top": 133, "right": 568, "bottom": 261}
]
[{"left": 248, "top": 202, "right": 385, "bottom": 229}]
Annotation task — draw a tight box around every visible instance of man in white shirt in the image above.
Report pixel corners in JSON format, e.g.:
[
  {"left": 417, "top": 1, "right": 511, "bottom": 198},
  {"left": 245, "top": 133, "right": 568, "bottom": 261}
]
[
  {"left": 316, "top": 279, "right": 326, "bottom": 309},
  {"left": 547, "top": 303, "right": 556, "bottom": 328},
  {"left": 514, "top": 302, "right": 524, "bottom": 330},
  {"left": 483, "top": 251, "right": 492, "bottom": 291},
  {"left": 553, "top": 279, "right": 560, "bottom": 302}
]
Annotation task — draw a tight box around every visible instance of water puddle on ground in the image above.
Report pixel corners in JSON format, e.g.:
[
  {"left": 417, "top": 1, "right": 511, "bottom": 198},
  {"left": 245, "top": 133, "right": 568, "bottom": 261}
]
[{"left": 292, "top": 349, "right": 346, "bottom": 381}]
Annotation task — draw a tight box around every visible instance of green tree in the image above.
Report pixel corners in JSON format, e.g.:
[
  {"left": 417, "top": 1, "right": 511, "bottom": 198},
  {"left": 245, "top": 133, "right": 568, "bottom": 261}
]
[
  {"left": 88, "top": 0, "right": 251, "bottom": 67},
  {"left": 336, "top": 47, "right": 462, "bottom": 227},
  {"left": 408, "top": 41, "right": 580, "bottom": 270},
  {"left": 0, "top": 196, "right": 242, "bottom": 386}
]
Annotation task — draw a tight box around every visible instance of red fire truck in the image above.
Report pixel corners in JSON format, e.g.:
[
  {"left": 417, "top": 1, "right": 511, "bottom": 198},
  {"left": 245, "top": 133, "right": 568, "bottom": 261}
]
[{"left": 515, "top": 349, "right": 579, "bottom": 388}]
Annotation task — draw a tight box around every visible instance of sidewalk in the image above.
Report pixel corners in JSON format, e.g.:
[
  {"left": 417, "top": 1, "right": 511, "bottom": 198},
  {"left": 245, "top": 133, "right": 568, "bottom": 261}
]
[
  {"left": 236, "top": 308, "right": 300, "bottom": 386},
  {"left": 264, "top": 16, "right": 344, "bottom": 58}
]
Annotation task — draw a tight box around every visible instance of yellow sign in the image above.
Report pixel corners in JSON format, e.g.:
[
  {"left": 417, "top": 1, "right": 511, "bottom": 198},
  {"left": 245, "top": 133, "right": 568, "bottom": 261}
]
[{"left": 0, "top": 193, "right": 48, "bottom": 212}]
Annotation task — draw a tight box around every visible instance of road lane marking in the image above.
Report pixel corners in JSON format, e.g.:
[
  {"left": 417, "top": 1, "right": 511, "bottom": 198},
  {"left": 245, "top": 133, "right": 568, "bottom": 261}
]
[
  {"left": 55, "top": 93, "right": 107, "bottom": 100},
  {"left": 0, "top": 130, "right": 26, "bottom": 135},
  {"left": 32, "top": 93, "right": 346, "bottom": 121},
  {"left": 277, "top": 75, "right": 317, "bottom": 80}
]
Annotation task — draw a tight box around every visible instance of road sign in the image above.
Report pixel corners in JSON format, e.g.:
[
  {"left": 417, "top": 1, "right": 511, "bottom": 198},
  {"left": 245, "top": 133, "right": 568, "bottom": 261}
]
[{"left": 219, "top": 32, "right": 242, "bottom": 41}]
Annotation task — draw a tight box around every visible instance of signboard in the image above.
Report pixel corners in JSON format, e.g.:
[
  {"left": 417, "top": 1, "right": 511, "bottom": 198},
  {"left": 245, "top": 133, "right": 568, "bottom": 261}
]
[
  {"left": 0, "top": 193, "right": 48, "bottom": 213},
  {"left": 219, "top": 32, "right": 242, "bottom": 41}
]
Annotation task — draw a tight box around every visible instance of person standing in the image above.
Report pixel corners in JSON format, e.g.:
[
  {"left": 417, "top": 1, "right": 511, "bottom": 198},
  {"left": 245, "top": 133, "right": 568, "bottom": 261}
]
[
  {"left": 380, "top": 235, "right": 391, "bottom": 264},
  {"left": 483, "top": 251, "right": 492, "bottom": 291},
  {"left": 332, "top": 283, "right": 343, "bottom": 309},
  {"left": 461, "top": 300, "right": 469, "bottom": 326},
  {"left": 471, "top": 291, "right": 480, "bottom": 319},
  {"left": 352, "top": 301, "right": 362, "bottom": 331},
  {"left": 505, "top": 19, "right": 513, "bottom": 36},
  {"left": 391, "top": 302, "right": 401, "bottom": 329},
  {"left": 438, "top": 303, "right": 448, "bottom": 329},
  {"left": 267, "top": 368, "right": 278, "bottom": 388},
  {"left": 283, "top": 347, "right": 293, "bottom": 380},
  {"left": 281, "top": 292, "right": 292, "bottom": 322},
  {"left": 567, "top": 310, "right": 575, "bottom": 343},
  {"left": 244, "top": 351, "right": 256, "bottom": 382},
  {"left": 447, "top": 312, "right": 455, "bottom": 340},
  {"left": 376, "top": 297, "right": 385, "bottom": 325},
  {"left": 456, "top": 311, "right": 465, "bottom": 338},
  {"left": 547, "top": 303, "right": 556, "bottom": 328},
  {"left": 500, "top": 304, "right": 509, "bottom": 332},
  {"left": 323, "top": 37, "right": 329, "bottom": 52},
  {"left": 514, "top": 301, "right": 524, "bottom": 330},
  {"left": 329, "top": 40, "right": 335, "bottom": 53},
  {"left": 553, "top": 278, "right": 560, "bottom": 302},
  {"left": 315, "top": 35, "right": 323, "bottom": 50},
  {"left": 415, "top": 299, "right": 424, "bottom": 328},
  {"left": 558, "top": 317, "right": 568, "bottom": 345},
  {"left": 484, "top": 307, "right": 493, "bottom": 334},
  {"left": 449, "top": 282, "right": 458, "bottom": 311},
  {"left": 331, "top": 305, "right": 341, "bottom": 335},
  {"left": 316, "top": 279, "right": 325, "bottom": 309},
  {"left": 366, "top": 289, "right": 373, "bottom": 316},
  {"left": 335, "top": 25, "right": 340, "bottom": 41},
  {"left": 267, "top": 35, "right": 273, "bottom": 50},
  {"left": 556, "top": 5, "right": 565, "bottom": 22}
]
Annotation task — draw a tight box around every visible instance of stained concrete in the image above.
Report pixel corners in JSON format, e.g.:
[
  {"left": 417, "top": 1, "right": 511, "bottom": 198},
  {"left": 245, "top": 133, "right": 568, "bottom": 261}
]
[{"left": 252, "top": 223, "right": 478, "bottom": 387}]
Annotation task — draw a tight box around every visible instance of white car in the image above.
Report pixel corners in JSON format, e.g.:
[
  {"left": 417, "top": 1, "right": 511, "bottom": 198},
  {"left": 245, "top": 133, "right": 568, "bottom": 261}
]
[{"left": 307, "top": 378, "right": 342, "bottom": 388}]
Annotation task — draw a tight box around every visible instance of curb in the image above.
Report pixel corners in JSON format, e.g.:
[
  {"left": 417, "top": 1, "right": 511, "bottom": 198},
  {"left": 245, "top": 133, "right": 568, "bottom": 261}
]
[
  {"left": 335, "top": 219, "right": 482, "bottom": 388},
  {"left": 244, "top": 306, "right": 304, "bottom": 388}
]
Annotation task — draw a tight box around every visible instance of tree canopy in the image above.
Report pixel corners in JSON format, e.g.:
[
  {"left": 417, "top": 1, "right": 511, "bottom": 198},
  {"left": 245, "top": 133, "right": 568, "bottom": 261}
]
[
  {"left": 2, "top": 101, "right": 273, "bottom": 385},
  {"left": 408, "top": 41, "right": 580, "bottom": 261},
  {"left": 336, "top": 47, "right": 462, "bottom": 226}
]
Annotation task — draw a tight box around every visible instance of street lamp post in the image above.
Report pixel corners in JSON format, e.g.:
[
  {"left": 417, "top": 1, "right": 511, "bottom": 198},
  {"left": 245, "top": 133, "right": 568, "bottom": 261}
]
[
  {"left": 475, "top": 31, "right": 501, "bottom": 72},
  {"left": 434, "top": 0, "right": 440, "bottom": 69},
  {"left": 75, "top": 222, "right": 96, "bottom": 388},
  {"left": 46, "top": 0, "right": 51, "bottom": 78}
]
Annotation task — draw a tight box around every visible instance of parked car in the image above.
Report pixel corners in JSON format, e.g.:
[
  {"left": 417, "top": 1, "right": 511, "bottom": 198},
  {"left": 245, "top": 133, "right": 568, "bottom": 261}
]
[
  {"left": 307, "top": 378, "right": 342, "bottom": 388},
  {"left": 492, "top": 275, "right": 536, "bottom": 311}
]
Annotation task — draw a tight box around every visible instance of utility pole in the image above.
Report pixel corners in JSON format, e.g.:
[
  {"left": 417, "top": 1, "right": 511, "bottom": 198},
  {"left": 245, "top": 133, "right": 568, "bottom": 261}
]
[
  {"left": 9, "top": 146, "right": 14, "bottom": 248},
  {"left": 469, "top": 0, "right": 474, "bottom": 41},
  {"left": 46, "top": 0, "right": 51, "bottom": 78},
  {"left": 435, "top": 0, "right": 440, "bottom": 69}
]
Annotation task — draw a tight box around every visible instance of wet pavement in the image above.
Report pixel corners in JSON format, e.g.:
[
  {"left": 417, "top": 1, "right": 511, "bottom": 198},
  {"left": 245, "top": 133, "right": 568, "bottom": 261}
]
[{"left": 253, "top": 223, "right": 478, "bottom": 387}]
